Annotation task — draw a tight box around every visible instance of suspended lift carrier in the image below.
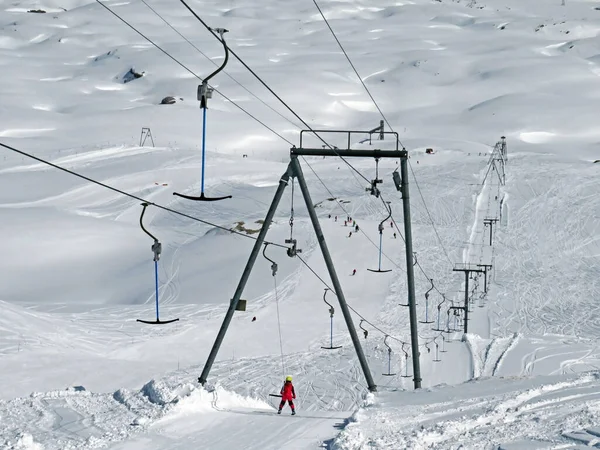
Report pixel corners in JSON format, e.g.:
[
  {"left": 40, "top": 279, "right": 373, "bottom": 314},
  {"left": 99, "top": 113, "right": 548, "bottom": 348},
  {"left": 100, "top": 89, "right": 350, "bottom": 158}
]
[
  {"left": 173, "top": 27, "right": 232, "bottom": 202},
  {"left": 137, "top": 202, "right": 179, "bottom": 325}
]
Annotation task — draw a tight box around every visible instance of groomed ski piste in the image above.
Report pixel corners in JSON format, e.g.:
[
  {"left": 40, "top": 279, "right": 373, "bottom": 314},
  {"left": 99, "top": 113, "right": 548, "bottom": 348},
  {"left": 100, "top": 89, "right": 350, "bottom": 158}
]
[{"left": 1, "top": 0, "right": 600, "bottom": 448}]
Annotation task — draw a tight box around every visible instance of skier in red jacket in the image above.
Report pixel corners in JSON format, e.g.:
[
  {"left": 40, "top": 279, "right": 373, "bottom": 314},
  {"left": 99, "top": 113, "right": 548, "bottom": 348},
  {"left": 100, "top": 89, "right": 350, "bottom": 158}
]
[{"left": 278, "top": 376, "right": 296, "bottom": 415}]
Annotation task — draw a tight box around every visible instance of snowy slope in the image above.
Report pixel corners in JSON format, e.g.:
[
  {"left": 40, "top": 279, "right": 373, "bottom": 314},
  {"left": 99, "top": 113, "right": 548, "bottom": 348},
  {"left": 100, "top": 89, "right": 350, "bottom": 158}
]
[{"left": 1, "top": 0, "right": 600, "bottom": 448}]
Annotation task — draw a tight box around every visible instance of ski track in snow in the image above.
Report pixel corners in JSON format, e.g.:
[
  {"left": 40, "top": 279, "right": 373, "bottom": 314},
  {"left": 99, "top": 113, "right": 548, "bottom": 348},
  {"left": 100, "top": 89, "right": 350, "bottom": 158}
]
[{"left": 333, "top": 373, "right": 600, "bottom": 450}]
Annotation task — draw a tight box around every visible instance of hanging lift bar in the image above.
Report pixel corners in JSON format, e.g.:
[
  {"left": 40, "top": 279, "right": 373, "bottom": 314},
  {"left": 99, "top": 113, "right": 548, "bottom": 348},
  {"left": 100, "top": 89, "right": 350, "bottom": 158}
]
[
  {"left": 263, "top": 243, "right": 288, "bottom": 398},
  {"left": 382, "top": 336, "right": 396, "bottom": 376},
  {"left": 137, "top": 202, "right": 179, "bottom": 325},
  {"left": 173, "top": 27, "right": 232, "bottom": 202},
  {"left": 419, "top": 279, "right": 435, "bottom": 324},
  {"left": 359, "top": 319, "right": 368, "bottom": 339},
  {"left": 368, "top": 201, "right": 392, "bottom": 273},
  {"left": 321, "top": 288, "right": 342, "bottom": 350},
  {"left": 401, "top": 343, "right": 411, "bottom": 378},
  {"left": 432, "top": 294, "right": 447, "bottom": 332}
]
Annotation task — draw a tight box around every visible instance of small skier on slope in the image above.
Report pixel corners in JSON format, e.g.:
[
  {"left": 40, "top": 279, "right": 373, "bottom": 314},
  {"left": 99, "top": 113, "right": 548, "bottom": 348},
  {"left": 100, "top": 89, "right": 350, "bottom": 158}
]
[{"left": 278, "top": 376, "right": 296, "bottom": 415}]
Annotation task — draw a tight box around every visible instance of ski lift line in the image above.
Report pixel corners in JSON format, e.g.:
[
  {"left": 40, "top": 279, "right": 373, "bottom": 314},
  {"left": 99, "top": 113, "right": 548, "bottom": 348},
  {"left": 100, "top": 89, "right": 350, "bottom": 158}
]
[
  {"left": 311, "top": 0, "right": 455, "bottom": 274},
  {"left": 296, "top": 253, "right": 444, "bottom": 349},
  {"left": 299, "top": 157, "right": 406, "bottom": 274},
  {"left": 0, "top": 141, "right": 290, "bottom": 249},
  {"left": 384, "top": 207, "right": 450, "bottom": 298},
  {"left": 387, "top": 213, "right": 447, "bottom": 296},
  {"left": 94, "top": 0, "right": 294, "bottom": 147},
  {"left": 179, "top": 0, "right": 373, "bottom": 186},
  {"left": 308, "top": 0, "right": 455, "bottom": 270},
  {"left": 406, "top": 160, "right": 454, "bottom": 266},
  {"left": 310, "top": 0, "right": 406, "bottom": 152},
  {"left": 137, "top": 0, "right": 302, "bottom": 131}
]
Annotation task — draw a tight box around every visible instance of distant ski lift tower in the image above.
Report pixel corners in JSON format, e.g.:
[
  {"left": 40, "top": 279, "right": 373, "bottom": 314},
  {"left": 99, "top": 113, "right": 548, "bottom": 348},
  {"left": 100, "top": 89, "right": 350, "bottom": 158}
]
[
  {"left": 139, "top": 127, "right": 155, "bottom": 147},
  {"left": 476, "top": 264, "right": 493, "bottom": 293},
  {"left": 452, "top": 263, "right": 485, "bottom": 333},
  {"left": 483, "top": 218, "right": 499, "bottom": 246}
]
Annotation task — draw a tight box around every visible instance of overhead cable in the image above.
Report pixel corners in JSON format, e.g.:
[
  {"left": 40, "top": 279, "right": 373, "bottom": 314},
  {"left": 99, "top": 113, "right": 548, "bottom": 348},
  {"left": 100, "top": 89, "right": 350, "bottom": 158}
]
[{"left": 0, "top": 141, "right": 289, "bottom": 249}]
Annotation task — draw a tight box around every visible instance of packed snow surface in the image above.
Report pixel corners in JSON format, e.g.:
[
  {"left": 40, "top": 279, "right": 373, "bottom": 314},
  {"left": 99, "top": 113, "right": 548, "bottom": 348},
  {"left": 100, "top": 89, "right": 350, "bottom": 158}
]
[{"left": 1, "top": 0, "right": 600, "bottom": 448}]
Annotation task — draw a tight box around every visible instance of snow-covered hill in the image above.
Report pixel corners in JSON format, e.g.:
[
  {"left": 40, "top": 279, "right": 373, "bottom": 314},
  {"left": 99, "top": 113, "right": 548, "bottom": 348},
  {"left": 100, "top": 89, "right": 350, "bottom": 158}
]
[{"left": 1, "top": 0, "right": 599, "bottom": 448}]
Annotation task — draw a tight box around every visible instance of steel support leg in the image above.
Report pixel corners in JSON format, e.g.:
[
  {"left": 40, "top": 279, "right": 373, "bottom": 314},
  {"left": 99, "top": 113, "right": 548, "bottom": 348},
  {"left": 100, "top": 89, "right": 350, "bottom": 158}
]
[
  {"left": 290, "top": 156, "right": 377, "bottom": 392},
  {"left": 198, "top": 164, "right": 292, "bottom": 385},
  {"left": 464, "top": 272, "right": 470, "bottom": 334},
  {"left": 400, "top": 157, "right": 422, "bottom": 388}
]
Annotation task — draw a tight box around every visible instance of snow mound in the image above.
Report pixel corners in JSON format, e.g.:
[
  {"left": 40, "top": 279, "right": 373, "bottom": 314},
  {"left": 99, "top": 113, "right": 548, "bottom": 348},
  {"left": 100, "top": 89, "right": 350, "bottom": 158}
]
[
  {"left": 331, "top": 373, "right": 600, "bottom": 450},
  {"left": 141, "top": 379, "right": 179, "bottom": 406},
  {"left": 6, "top": 433, "right": 44, "bottom": 450},
  {"left": 165, "top": 384, "right": 272, "bottom": 419}
]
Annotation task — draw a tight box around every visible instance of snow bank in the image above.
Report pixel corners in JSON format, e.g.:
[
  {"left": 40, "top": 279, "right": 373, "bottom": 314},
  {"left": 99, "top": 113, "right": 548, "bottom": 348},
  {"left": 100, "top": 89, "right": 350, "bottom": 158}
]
[
  {"left": 331, "top": 373, "right": 600, "bottom": 449},
  {"left": 7, "top": 433, "right": 44, "bottom": 450},
  {"left": 164, "top": 384, "right": 272, "bottom": 419}
]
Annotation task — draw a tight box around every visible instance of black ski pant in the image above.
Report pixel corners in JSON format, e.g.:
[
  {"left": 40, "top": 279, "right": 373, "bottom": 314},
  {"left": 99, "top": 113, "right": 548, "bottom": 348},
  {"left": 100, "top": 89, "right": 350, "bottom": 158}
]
[{"left": 279, "top": 399, "right": 295, "bottom": 410}]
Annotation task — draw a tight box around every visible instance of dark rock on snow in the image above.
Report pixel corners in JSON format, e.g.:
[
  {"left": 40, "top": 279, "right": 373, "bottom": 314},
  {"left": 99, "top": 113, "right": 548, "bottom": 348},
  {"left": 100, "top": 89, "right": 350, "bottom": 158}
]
[{"left": 160, "top": 96, "right": 176, "bottom": 105}]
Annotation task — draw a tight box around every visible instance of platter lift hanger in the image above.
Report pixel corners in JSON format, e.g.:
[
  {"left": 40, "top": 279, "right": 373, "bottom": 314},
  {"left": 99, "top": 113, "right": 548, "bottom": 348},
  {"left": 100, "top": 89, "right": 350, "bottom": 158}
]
[
  {"left": 419, "top": 279, "right": 435, "bottom": 324},
  {"left": 433, "top": 336, "right": 441, "bottom": 362},
  {"left": 401, "top": 343, "right": 411, "bottom": 378},
  {"left": 263, "top": 244, "right": 287, "bottom": 399},
  {"left": 137, "top": 202, "right": 180, "bottom": 325},
  {"left": 432, "top": 294, "right": 447, "bottom": 332},
  {"left": 359, "top": 319, "right": 369, "bottom": 339},
  {"left": 382, "top": 335, "right": 396, "bottom": 376},
  {"left": 173, "top": 27, "right": 232, "bottom": 202},
  {"left": 321, "top": 288, "right": 342, "bottom": 350},
  {"left": 368, "top": 201, "right": 392, "bottom": 273}
]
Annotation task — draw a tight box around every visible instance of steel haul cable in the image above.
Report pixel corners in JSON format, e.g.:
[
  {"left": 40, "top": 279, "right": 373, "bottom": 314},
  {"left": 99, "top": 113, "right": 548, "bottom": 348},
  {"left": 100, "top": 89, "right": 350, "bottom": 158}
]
[
  {"left": 0, "top": 141, "right": 289, "bottom": 249},
  {"left": 95, "top": 0, "right": 294, "bottom": 147},
  {"left": 311, "top": 0, "right": 454, "bottom": 268}
]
